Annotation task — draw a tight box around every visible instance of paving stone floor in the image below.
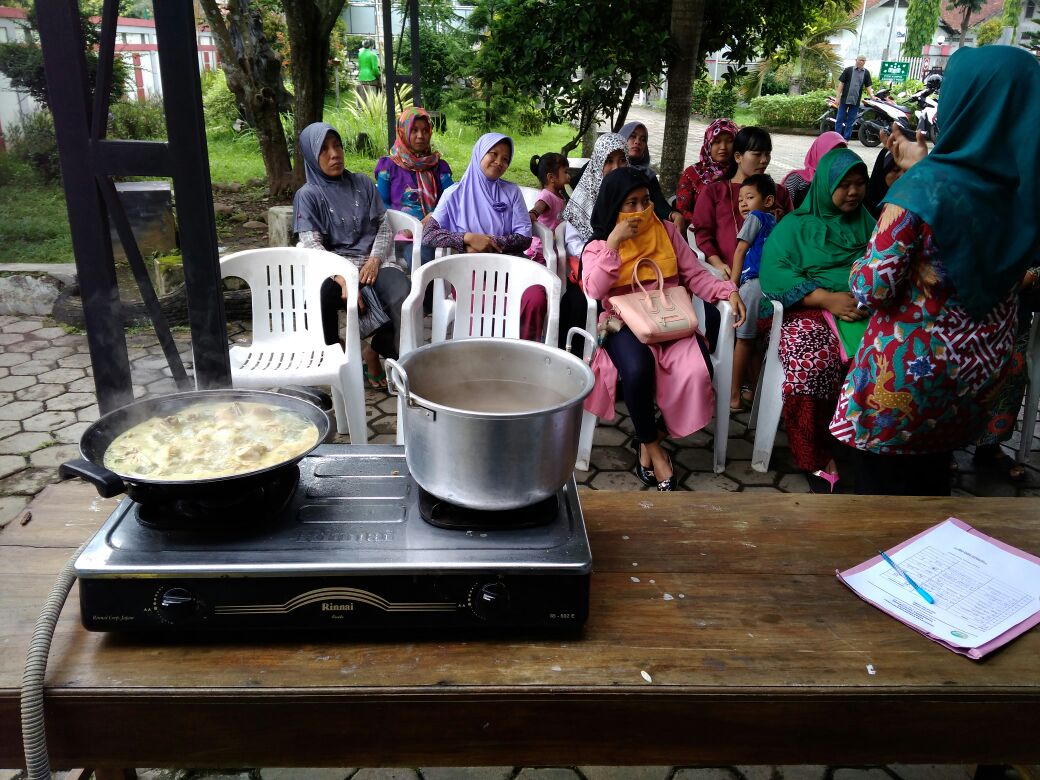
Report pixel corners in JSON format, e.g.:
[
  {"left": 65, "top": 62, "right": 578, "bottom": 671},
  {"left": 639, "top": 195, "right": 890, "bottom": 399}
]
[{"left": 1, "top": 314, "right": 1038, "bottom": 780}]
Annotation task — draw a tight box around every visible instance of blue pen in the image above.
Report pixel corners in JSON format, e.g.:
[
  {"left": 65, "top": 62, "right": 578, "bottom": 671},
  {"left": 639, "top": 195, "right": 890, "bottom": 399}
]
[{"left": 879, "top": 550, "right": 935, "bottom": 605}]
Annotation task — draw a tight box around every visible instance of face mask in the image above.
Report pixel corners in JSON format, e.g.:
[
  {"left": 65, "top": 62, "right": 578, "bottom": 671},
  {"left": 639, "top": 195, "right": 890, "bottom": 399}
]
[{"left": 616, "top": 202, "right": 654, "bottom": 233}]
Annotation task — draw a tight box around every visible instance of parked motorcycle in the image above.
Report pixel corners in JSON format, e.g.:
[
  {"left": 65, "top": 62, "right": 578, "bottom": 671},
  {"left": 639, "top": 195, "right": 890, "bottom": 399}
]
[
  {"left": 857, "top": 88, "right": 914, "bottom": 147},
  {"left": 816, "top": 95, "right": 862, "bottom": 137},
  {"left": 908, "top": 74, "right": 942, "bottom": 143}
]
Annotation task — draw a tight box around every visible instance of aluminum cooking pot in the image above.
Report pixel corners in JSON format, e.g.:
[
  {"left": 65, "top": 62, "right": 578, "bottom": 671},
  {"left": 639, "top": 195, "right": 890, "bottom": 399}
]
[
  {"left": 59, "top": 387, "right": 331, "bottom": 506},
  {"left": 385, "top": 331, "right": 595, "bottom": 511}
]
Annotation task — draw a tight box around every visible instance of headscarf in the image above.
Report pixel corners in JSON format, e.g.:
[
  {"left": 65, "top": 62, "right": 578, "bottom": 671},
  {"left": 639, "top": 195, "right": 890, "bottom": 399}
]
[
  {"left": 882, "top": 45, "right": 1040, "bottom": 321},
  {"left": 619, "top": 121, "right": 655, "bottom": 179},
  {"left": 562, "top": 132, "right": 628, "bottom": 242},
  {"left": 388, "top": 107, "right": 442, "bottom": 214},
  {"left": 864, "top": 148, "right": 898, "bottom": 219},
  {"left": 690, "top": 118, "right": 739, "bottom": 187},
  {"left": 780, "top": 131, "right": 846, "bottom": 188},
  {"left": 590, "top": 167, "right": 677, "bottom": 285},
  {"left": 430, "top": 132, "right": 530, "bottom": 237},
  {"left": 292, "top": 122, "right": 385, "bottom": 255},
  {"left": 761, "top": 147, "right": 875, "bottom": 305}
]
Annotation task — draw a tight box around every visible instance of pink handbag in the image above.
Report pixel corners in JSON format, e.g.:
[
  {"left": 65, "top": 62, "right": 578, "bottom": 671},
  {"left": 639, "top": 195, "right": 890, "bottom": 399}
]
[{"left": 608, "top": 259, "right": 699, "bottom": 344}]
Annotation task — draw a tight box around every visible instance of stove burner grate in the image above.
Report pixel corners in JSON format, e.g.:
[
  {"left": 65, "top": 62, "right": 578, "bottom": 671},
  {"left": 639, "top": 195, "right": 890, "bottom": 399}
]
[
  {"left": 135, "top": 467, "right": 299, "bottom": 532},
  {"left": 418, "top": 487, "right": 558, "bottom": 531}
]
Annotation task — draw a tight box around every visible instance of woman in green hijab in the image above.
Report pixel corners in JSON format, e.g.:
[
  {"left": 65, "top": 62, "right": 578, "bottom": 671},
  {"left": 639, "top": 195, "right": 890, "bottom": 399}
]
[
  {"left": 760, "top": 147, "right": 874, "bottom": 492},
  {"left": 829, "top": 46, "right": 1040, "bottom": 497}
]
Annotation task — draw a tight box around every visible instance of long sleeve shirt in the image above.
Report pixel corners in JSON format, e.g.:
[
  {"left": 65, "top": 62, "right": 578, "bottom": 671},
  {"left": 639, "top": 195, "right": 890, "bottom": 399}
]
[
  {"left": 423, "top": 217, "right": 532, "bottom": 256},
  {"left": 298, "top": 212, "right": 399, "bottom": 271}
]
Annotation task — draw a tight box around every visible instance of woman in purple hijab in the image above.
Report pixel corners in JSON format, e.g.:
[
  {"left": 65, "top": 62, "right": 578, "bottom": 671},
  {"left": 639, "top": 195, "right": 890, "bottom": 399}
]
[{"left": 424, "top": 133, "right": 547, "bottom": 339}]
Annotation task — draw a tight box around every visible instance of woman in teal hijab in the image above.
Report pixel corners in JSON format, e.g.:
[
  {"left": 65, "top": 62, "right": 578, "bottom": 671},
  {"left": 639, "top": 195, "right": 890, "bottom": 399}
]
[
  {"left": 828, "top": 46, "right": 1040, "bottom": 496},
  {"left": 760, "top": 147, "right": 874, "bottom": 492}
]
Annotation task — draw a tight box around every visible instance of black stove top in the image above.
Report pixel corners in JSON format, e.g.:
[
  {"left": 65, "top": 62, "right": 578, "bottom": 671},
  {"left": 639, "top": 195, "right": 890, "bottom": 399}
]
[{"left": 75, "top": 445, "right": 592, "bottom": 632}]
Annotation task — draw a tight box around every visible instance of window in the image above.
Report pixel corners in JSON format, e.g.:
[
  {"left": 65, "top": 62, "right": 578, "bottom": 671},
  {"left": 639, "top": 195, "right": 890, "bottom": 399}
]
[{"left": 1026, "top": 0, "right": 1036, "bottom": 18}]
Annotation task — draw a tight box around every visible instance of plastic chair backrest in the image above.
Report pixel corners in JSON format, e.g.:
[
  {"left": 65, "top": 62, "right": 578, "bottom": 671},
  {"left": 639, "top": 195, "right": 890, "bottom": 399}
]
[
  {"left": 384, "top": 209, "right": 424, "bottom": 268},
  {"left": 402, "top": 253, "right": 561, "bottom": 348},
  {"left": 220, "top": 247, "right": 357, "bottom": 346}
]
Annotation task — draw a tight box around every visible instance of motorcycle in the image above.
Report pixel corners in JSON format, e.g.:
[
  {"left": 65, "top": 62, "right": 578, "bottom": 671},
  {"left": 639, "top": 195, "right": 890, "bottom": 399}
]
[
  {"left": 816, "top": 95, "right": 862, "bottom": 137},
  {"left": 908, "top": 74, "right": 942, "bottom": 143},
  {"left": 857, "top": 88, "right": 914, "bottom": 147}
]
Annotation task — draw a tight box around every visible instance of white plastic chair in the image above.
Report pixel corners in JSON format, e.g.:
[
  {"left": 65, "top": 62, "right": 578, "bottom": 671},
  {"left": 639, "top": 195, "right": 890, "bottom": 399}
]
[
  {"left": 519, "top": 186, "right": 559, "bottom": 279},
  {"left": 687, "top": 227, "right": 727, "bottom": 281},
  {"left": 748, "top": 300, "right": 784, "bottom": 472},
  {"left": 219, "top": 247, "right": 368, "bottom": 442},
  {"left": 1017, "top": 313, "right": 1040, "bottom": 463},
  {"left": 556, "top": 220, "right": 599, "bottom": 472},
  {"left": 695, "top": 297, "right": 737, "bottom": 474},
  {"left": 396, "top": 253, "right": 563, "bottom": 444},
  {"left": 384, "top": 209, "right": 424, "bottom": 270}
]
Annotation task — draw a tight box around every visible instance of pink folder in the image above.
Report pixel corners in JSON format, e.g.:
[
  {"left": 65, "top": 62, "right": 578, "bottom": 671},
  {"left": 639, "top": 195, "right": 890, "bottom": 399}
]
[{"left": 837, "top": 517, "right": 1040, "bottom": 659}]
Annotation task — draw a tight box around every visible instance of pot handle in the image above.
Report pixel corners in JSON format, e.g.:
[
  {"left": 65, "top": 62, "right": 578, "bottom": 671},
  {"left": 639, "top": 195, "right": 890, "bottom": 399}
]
[
  {"left": 384, "top": 358, "right": 410, "bottom": 404},
  {"left": 566, "top": 327, "right": 597, "bottom": 363},
  {"left": 59, "top": 458, "right": 127, "bottom": 498}
]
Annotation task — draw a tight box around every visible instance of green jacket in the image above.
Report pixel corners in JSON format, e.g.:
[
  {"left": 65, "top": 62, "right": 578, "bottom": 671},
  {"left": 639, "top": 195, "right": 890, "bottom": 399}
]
[{"left": 358, "top": 48, "right": 379, "bottom": 82}]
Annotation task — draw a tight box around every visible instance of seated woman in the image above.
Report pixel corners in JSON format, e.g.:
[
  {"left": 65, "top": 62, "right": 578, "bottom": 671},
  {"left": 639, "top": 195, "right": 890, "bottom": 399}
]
[
  {"left": 675, "top": 118, "right": 739, "bottom": 225},
  {"left": 582, "top": 168, "right": 745, "bottom": 492},
  {"left": 759, "top": 147, "right": 874, "bottom": 493},
  {"left": 562, "top": 133, "right": 628, "bottom": 260},
  {"left": 424, "top": 133, "right": 539, "bottom": 338},
  {"left": 374, "top": 107, "right": 454, "bottom": 270},
  {"left": 829, "top": 46, "right": 1039, "bottom": 496},
  {"left": 779, "top": 131, "right": 846, "bottom": 209},
  {"left": 619, "top": 121, "right": 687, "bottom": 232},
  {"left": 293, "top": 121, "right": 410, "bottom": 388}
]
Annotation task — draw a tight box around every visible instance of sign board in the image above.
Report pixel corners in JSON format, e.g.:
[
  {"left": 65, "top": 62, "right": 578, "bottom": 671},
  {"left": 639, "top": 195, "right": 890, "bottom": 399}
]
[{"left": 879, "top": 60, "right": 911, "bottom": 82}]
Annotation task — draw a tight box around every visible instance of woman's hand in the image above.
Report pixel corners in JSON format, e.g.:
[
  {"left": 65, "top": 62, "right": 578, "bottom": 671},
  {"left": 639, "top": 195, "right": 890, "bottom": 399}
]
[
  {"left": 464, "top": 232, "right": 501, "bottom": 253},
  {"left": 881, "top": 125, "right": 929, "bottom": 173},
  {"left": 668, "top": 210, "right": 688, "bottom": 234},
  {"left": 607, "top": 215, "right": 641, "bottom": 250},
  {"left": 359, "top": 257, "right": 381, "bottom": 286},
  {"left": 825, "top": 291, "right": 868, "bottom": 322},
  {"left": 706, "top": 254, "right": 729, "bottom": 276},
  {"left": 729, "top": 291, "right": 747, "bottom": 329}
]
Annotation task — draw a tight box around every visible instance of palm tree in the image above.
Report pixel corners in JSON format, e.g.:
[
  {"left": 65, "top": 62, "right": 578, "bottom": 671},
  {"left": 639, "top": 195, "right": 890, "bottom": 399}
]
[{"left": 748, "top": 6, "right": 855, "bottom": 97}]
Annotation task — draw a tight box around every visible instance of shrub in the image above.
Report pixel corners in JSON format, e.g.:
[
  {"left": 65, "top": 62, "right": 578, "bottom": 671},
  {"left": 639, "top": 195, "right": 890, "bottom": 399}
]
[
  {"left": 108, "top": 96, "right": 167, "bottom": 140},
  {"left": 690, "top": 79, "right": 713, "bottom": 115},
  {"left": 749, "top": 89, "right": 830, "bottom": 129},
  {"left": 516, "top": 103, "right": 544, "bottom": 136},
  {"left": 6, "top": 110, "right": 61, "bottom": 183},
  {"left": 706, "top": 87, "right": 738, "bottom": 121},
  {"left": 202, "top": 69, "right": 242, "bottom": 132}
]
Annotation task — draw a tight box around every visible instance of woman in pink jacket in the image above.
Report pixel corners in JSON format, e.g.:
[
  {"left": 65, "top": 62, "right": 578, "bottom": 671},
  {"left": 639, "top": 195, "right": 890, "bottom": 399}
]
[{"left": 582, "top": 168, "right": 744, "bottom": 491}]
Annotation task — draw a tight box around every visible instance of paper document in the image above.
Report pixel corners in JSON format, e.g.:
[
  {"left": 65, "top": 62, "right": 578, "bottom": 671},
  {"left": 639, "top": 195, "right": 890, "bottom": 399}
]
[{"left": 838, "top": 517, "right": 1040, "bottom": 659}]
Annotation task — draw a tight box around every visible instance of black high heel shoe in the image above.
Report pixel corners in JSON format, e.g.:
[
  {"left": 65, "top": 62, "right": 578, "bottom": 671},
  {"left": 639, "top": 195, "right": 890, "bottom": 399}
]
[{"left": 632, "top": 440, "right": 657, "bottom": 487}]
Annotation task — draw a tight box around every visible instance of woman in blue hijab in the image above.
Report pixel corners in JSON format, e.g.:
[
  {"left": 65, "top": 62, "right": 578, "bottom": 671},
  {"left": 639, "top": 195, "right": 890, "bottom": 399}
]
[
  {"left": 293, "top": 122, "right": 411, "bottom": 388},
  {"left": 829, "top": 46, "right": 1040, "bottom": 496}
]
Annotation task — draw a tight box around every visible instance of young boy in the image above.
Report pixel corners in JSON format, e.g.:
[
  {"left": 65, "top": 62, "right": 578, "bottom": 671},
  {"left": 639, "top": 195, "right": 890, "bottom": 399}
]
[{"left": 729, "top": 173, "right": 777, "bottom": 411}]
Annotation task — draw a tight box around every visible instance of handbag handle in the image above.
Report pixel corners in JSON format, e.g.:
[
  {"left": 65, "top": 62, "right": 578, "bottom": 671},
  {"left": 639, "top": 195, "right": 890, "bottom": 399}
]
[{"left": 629, "top": 258, "right": 676, "bottom": 313}]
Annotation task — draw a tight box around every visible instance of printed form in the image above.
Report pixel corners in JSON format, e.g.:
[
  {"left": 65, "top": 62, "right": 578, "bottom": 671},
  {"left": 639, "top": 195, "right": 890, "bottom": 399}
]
[{"left": 840, "top": 519, "right": 1040, "bottom": 653}]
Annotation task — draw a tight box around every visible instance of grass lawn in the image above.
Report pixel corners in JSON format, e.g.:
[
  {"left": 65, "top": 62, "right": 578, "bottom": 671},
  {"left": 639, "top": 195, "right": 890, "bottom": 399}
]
[{"left": 0, "top": 102, "right": 586, "bottom": 265}]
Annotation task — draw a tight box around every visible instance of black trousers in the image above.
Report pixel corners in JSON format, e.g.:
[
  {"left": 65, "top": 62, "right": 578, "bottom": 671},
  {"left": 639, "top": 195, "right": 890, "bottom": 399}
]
[
  {"left": 848, "top": 447, "right": 952, "bottom": 496},
  {"left": 320, "top": 266, "right": 410, "bottom": 359}
]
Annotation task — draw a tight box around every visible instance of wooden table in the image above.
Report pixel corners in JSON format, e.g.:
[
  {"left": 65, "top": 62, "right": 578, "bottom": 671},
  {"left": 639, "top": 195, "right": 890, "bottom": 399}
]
[{"left": 3, "top": 482, "right": 1040, "bottom": 770}]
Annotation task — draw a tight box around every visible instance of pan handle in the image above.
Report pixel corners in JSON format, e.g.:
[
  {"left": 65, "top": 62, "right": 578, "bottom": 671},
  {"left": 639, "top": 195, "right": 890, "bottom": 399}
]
[
  {"left": 59, "top": 458, "right": 127, "bottom": 498},
  {"left": 276, "top": 384, "right": 333, "bottom": 411}
]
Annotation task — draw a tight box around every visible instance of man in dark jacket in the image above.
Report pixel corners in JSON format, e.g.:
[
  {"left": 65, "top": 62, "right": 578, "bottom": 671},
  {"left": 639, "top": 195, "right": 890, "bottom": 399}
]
[{"left": 835, "top": 55, "right": 874, "bottom": 140}]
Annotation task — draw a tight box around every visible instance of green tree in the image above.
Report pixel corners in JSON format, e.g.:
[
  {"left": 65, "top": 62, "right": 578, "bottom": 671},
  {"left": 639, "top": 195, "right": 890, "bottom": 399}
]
[
  {"left": 396, "top": 24, "right": 467, "bottom": 112},
  {"left": 467, "top": 0, "right": 671, "bottom": 151},
  {"left": 658, "top": 0, "right": 849, "bottom": 195},
  {"left": 902, "top": 0, "right": 942, "bottom": 56},
  {"left": 975, "top": 17, "right": 1004, "bottom": 44},
  {"left": 947, "top": 0, "right": 986, "bottom": 46},
  {"left": 1002, "top": 0, "right": 1023, "bottom": 44},
  {"left": 748, "top": 4, "right": 854, "bottom": 97}
]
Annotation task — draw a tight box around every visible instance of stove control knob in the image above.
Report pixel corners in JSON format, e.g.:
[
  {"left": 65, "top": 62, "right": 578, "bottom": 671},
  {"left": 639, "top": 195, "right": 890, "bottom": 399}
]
[
  {"left": 158, "top": 587, "right": 198, "bottom": 623},
  {"left": 471, "top": 582, "right": 510, "bottom": 621}
]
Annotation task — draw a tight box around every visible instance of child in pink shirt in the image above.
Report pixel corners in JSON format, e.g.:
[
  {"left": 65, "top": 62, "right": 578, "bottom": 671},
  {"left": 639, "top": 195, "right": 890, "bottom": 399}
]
[{"left": 525, "top": 152, "right": 569, "bottom": 265}]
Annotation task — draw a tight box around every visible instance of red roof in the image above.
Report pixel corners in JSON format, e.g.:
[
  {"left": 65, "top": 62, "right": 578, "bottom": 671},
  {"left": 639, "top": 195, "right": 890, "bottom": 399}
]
[
  {"left": 0, "top": 6, "right": 27, "bottom": 19},
  {"left": 940, "top": 0, "right": 1004, "bottom": 32}
]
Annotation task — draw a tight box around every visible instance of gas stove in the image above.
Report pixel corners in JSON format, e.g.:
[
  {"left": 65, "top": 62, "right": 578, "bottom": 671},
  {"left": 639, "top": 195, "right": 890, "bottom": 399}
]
[{"left": 74, "top": 445, "right": 592, "bottom": 632}]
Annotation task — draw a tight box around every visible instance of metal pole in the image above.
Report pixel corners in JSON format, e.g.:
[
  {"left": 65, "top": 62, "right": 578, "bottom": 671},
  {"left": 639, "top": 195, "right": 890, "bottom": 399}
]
[
  {"left": 856, "top": 0, "right": 868, "bottom": 52},
  {"left": 382, "top": 0, "right": 395, "bottom": 152},
  {"left": 884, "top": 0, "right": 900, "bottom": 61},
  {"left": 408, "top": 0, "right": 421, "bottom": 107}
]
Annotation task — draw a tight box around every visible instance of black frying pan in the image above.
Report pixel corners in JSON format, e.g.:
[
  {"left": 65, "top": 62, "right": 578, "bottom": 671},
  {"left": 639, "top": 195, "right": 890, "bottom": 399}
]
[{"left": 59, "top": 388, "right": 331, "bottom": 505}]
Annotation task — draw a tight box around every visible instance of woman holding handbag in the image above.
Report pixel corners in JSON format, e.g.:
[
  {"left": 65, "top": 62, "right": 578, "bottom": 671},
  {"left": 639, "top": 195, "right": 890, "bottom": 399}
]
[{"left": 582, "top": 168, "right": 745, "bottom": 491}]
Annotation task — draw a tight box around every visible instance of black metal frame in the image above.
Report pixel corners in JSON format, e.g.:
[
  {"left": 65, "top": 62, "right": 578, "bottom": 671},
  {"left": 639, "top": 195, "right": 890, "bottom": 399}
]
[
  {"left": 36, "top": 0, "right": 230, "bottom": 414},
  {"left": 382, "top": 0, "right": 422, "bottom": 147}
]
